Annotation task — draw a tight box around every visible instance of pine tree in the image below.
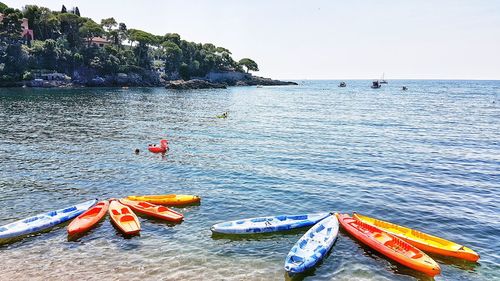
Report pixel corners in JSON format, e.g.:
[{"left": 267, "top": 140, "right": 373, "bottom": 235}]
[
  {"left": 74, "top": 7, "right": 80, "bottom": 16},
  {"left": 61, "top": 5, "right": 67, "bottom": 13}
]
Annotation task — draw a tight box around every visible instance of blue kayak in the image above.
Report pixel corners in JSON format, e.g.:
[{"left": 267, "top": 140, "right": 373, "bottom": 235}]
[
  {"left": 0, "top": 199, "right": 97, "bottom": 241},
  {"left": 284, "top": 214, "right": 339, "bottom": 273},
  {"left": 211, "top": 213, "right": 330, "bottom": 234}
]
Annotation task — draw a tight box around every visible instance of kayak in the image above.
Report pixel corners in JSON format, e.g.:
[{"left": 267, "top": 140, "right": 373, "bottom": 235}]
[
  {"left": 284, "top": 214, "right": 339, "bottom": 273},
  {"left": 127, "top": 194, "right": 201, "bottom": 206},
  {"left": 336, "top": 213, "right": 440, "bottom": 277},
  {"left": 67, "top": 200, "right": 109, "bottom": 236},
  {"left": 211, "top": 213, "right": 330, "bottom": 235},
  {"left": 353, "top": 213, "right": 480, "bottom": 262},
  {"left": 148, "top": 139, "right": 168, "bottom": 153},
  {"left": 119, "top": 198, "right": 183, "bottom": 223},
  {"left": 0, "top": 199, "right": 97, "bottom": 241},
  {"left": 108, "top": 200, "right": 141, "bottom": 235}
]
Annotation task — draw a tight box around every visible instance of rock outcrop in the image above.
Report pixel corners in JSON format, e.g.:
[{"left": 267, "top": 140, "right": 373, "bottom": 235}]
[{"left": 165, "top": 79, "right": 227, "bottom": 90}]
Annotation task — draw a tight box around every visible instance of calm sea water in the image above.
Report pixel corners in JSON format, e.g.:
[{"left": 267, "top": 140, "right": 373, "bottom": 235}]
[{"left": 0, "top": 80, "right": 499, "bottom": 281}]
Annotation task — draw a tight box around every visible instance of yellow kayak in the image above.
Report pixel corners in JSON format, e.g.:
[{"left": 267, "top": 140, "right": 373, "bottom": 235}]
[
  {"left": 353, "top": 213, "right": 479, "bottom": 262},
  {"left": 127, "top": 194, "right": 200, "bottom": 206}
]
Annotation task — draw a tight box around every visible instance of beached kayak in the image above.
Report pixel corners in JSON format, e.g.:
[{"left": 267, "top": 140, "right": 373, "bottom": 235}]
[
  {"left": 284, "top": 214, "right": 339, "bottom": 273},
  {"left": 148, "top": 139, "right": 168, "bottom": 153},
  {"left": 353, "top": 213, "right": 480, "bottom": 262},
  {"left": 108, "top": 200, "right": 141, "bottom": 235},
  {"left": 0, "top": 199, "right": 97, "bottom": 241},
  {"left": 119, "top": 198, "right": 183, "bottom": 223},
  {"left": 336, "top": 213, "right": 440, "bottom": 276},
  {"left": 67, "top": 200, "right": 109, "bottom": 236},
  {"left": 127, "top": 194, "right": 201, "bottom": 206},
  {"left": 211, "top": 213, "right": 330, "bottom": 235}
]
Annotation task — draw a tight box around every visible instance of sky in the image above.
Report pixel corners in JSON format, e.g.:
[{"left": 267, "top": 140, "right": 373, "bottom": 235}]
[{"left": 3, "top": 0, "right": 500, "bottom": 80}]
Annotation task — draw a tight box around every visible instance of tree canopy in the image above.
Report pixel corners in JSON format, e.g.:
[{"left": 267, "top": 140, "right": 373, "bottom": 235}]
[
  {"left": 238, "top": 58, "right": 259, "bottom": 73},
  {"left": 0, "top": 3, "right": 257, "bottom": 83}
]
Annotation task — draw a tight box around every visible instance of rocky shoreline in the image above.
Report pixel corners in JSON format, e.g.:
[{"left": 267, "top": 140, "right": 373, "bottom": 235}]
[{"left": 1, "top": 71, "right": 297, "bottom": 89}]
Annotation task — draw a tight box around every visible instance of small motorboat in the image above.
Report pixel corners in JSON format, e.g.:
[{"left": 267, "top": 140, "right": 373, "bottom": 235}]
[
  {"left": 338, "top": 82, "right": 346, "bottom": 87},
  {"left": 148, "top": 139, "right": 168, "bottom": 153},
  {"left": 402, "top": 86, "right": 408, "bottom": 91},
  {"left": 371, "top": 80, "right": 381, "bottom": 89}
]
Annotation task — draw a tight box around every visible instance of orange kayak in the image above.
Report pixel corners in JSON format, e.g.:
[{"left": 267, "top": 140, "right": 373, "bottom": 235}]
[
  {"left": 353, "top": 213, "right": 480, "bottom": 262},
  {"left": 109, "top": 200, "right": 141, "bottom": 235},
  {"left": 336, "top": 213, "right": 440, "bottom": 277},
  {"left": 119, "top": 198, "right": 184, "bottom": 223},
  {"left": 127, "top": 194, "right": 200, "bottom": 206},
  {"left": 67, "top": 200, "right": 109, "bottom": 236}
]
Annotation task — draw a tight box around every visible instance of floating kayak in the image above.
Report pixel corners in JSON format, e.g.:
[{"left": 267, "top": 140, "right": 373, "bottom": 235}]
[
  {"left": 353, "top": 213, "right": 480, "bottom": 262},
  {"left": 67, "top": 200, "right": 109, "bottom": 236},
  {"left": 336, "top": 213, "right": 440, "bottom": 277},
  {"left": 148, "top": 139, "right": 168, "bottom": 153},
  {"left": 0, "top": 199, "right": 97, "bottom": 241},
  {"left": 108, "top": 200, "right": 141, "bottom": 235},
  {"left": 211, "top": 213, "right": 330, "bottom": 235},
  {"left": 127, "top": 194, "right": 201, "bottom": 206},
  {"left": 119, "top": 198, "right": 183, "bottom": 223},
  {"left": 284, "top": 214, "right": 339, "bottom": 273}
]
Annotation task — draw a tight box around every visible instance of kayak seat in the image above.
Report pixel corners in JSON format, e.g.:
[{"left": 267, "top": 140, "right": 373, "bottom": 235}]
[
  {"left": 121, "top": 208, "right": 131, "bottom": 214},
  {"left": 24, "top": 216, "right": 40, "bottom": 223},
  {"left": 82, "top": 208, "right": 100, "bottom": 217},
  {"left": 112, "top": 210, "right": 120, "bottom": 216},
  {"left": 0, "top": 227, "right": 8, "bottom": 232},
  {"left": 120, "top": 215, "right": 135, "bottom": 222},
  {"left": 299, "top": 239, "right": 308, "bottom": 249},
  {"left": 62, "top": 206, "right": 77, "bottom": 213},
  {"left": 138, "top": 202, "right": 152, "bottom": 208},
  {"left": 157, "top": 206, "right": 168, "bottom": 212}
]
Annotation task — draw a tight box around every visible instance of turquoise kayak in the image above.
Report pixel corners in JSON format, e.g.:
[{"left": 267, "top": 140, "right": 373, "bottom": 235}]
[
  {"left": 284, "top": 214, "right": 339, "bottom": 273},
  {"left": 0, "top": 199, "right": 97, "bottom": 242},
  {"left": 211, "top": 213, "right": 330, "bottom": 234}
]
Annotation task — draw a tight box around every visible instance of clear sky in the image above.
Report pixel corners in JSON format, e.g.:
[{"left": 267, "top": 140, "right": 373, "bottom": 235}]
[{"left": 4, "top": 0, "right": 500, "bottom": 80}]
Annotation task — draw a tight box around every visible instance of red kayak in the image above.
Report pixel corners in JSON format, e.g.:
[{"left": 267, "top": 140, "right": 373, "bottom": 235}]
[
  {"left": 67, "top": 200, "right": 109, "bottom": 236},
  {"left": 148, "top": 139, "right": 168, "bottom": 153},
  {"left": 119, "top": 198, "right": 184, "bottom": 223},
  {"left": 336, "top": 213, "right": 441, "bottom": 277}
]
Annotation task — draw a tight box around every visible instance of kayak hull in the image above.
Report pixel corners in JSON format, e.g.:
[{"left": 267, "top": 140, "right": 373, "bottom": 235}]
[
  {"left": 284, "top": 214, "right": 339, "bottom": 273},
  {"left": 119, "top": 198, "right": 183, "bottom": 223},
  {"left": 127, "top": 194, "right": 200, "bottom": 206},
  {"left": 67, "top": 200, "right": 109, "bottom": 236},
  {"left": 211, "top": 213, "right": 331, "bottom": 235},
  {"left": 353, "top": 213, "right": 479, "bottom": 262},
  {"left": 109, "top": 200, "right": 141, "bottom": 235},
  {"left": 336, "top": 213, "right": 440, "bottom": 277},
  {"left": 0, "top": 199, "right": 97, "bottom": 241}
]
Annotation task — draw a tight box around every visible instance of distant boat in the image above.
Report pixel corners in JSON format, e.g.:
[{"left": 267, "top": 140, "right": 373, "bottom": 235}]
[
  {"left": 338, "top": 81, "right": 346, "bottom": 87},
  {"left": 371, "top": 80, "right": 381, "bottom": 89},
  {"left": 380, "top": 73, "right": 388, "bottom": 84}
]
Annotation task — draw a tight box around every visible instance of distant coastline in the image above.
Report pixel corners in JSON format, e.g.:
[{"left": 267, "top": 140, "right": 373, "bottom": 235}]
[{"left": 0, "top": 3, "right": 296, "bottom": 89}]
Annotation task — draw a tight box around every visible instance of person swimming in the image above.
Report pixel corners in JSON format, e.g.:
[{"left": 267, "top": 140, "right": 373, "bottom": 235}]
[{"left": 135, "top": 148, "right": 140, "bottom": 154}]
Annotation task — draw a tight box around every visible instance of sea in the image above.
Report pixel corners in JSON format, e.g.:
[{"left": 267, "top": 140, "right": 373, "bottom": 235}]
[{"left": 0, "top": 80, "right": 498, "bottom": 281}]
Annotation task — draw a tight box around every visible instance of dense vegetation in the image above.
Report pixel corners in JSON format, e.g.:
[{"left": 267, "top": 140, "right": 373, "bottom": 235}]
[{"left": 0, "top": 3, "right": 258, "bottom": 84}]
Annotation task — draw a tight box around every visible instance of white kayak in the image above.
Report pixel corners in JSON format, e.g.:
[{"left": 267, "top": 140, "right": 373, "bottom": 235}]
[
  {"left": 284, "top": 214, "right": 339, "bottom": 273},
  {"left": 211, "top": 213, "right": 330, "bottom": 234},
  {"left": 0, "top": 199, "right": 97, "bottom": 241}
]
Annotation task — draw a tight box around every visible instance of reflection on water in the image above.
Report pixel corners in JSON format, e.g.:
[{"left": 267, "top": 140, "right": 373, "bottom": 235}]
[{"left": 0, "top": 81, "right": 499, "bottom": 280}]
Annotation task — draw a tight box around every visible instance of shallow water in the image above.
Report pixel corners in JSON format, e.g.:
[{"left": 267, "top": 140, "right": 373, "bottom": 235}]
[{"left": 0, "top": 80, "right": 499, "bottom": 281}]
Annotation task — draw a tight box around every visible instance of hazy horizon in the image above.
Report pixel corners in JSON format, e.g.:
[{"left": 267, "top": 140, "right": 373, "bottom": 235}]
[{"left": 3, "top": 0, "right": 500, "bottom": 80}]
